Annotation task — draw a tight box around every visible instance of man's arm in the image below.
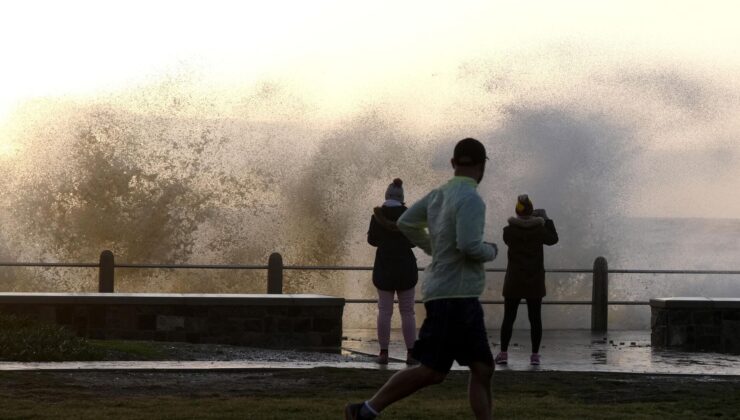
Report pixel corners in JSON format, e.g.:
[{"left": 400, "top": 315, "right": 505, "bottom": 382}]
[
  {"left": 456, "top": 195, "right": 497, "bottom": 262},
  {"left": 397, "top": 193, "right": 432, "bottom": 255}
]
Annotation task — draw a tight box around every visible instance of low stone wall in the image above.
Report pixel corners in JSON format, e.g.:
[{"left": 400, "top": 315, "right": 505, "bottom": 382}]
[
  {"left": 651, "top": 297, "right": 740, "bottom": 354},
  {"left": 0, "top": 293, "right": 345, "bottom": 351}
]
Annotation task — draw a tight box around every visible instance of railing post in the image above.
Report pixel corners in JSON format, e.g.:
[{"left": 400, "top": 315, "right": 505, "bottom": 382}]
[
  {"left": 99, "top": 250, "right": 114, "bottom": 293},
  {"left": 591, "top": 256, "right": 608, "bottom": 332},
  {"left": 267, "top": 252, "right": 283, "bottom": 294}
]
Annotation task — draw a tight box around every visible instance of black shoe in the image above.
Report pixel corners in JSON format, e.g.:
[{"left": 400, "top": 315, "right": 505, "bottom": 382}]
[
  {"left": 376, "top": 350, "right": 389, "bottom": 365},
  {"left": 344, "top": 403, "right": 363, "bottom": 420},
  {"left": 406, "top": 350, "right": 419, "bottom": 365}
]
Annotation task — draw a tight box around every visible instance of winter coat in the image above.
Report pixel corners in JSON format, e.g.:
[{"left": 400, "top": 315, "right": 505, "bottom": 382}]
[
  {"left": 367, "top": 205, "right": 418, "bottom": 291},
  {"left": 502, "top": 216, "right": 559, "bottom": 298}
]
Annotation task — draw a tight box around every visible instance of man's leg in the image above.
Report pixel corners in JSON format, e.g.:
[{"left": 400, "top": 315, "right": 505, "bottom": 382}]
[
  {"left": 367, "top": 364, "right": 446, "bottom": 412},
  {"left": 347, "top": 299, "right": 449, "bottom": 418},
  {"left": 468, "top": 361, "right": 494, "bottom": 420}
]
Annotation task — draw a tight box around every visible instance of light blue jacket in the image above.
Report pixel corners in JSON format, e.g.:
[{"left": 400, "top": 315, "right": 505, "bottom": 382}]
[{"left": 397, "top": 176, "right": 497, "bottom": 302}]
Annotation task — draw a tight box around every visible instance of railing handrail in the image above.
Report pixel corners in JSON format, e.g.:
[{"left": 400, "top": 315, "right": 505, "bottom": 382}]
[
  {"left": 0, "top": 262, "right": 99, "bottom": 268},
  {"left": 345, "top": 299, "right": 650, "bottom": 305},
  {"left": 0, "top": 262, "right": 268, "bottom": 269},
  {"left": 3, "top": 252, "right": 739, "bottom": 331},
  {"left": 2, "top": 261, "right": 739, "bottom": 275}
]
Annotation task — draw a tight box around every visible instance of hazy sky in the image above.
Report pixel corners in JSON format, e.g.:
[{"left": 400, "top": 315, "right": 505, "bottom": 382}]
[
  {"left": 2, "top": 1, "right": 738, "bottom": 118},
  {"left": 1, "top": 0, "right": 739, "bottom": 216}
]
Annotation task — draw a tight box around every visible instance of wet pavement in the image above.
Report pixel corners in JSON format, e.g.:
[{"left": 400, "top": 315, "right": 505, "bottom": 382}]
[
  {"left": 1, "top": 329, "right": 738, "bottom": 375},
  {"left": 342, "top": 329, "right": 740, "bottom": 376}
]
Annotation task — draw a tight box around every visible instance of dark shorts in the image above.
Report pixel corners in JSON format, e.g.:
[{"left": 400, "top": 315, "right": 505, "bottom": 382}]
[{"left": 411, "top": 298, "right": 493, "bottom": 374}]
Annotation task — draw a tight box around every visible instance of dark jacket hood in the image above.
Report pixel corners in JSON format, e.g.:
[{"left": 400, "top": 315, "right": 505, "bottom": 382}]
[
  {"left": 507, "top": 216, "right": 545, "bottom": 228},
  {"left": 373, "top": 206, "right": 404, "bottom": 231}
]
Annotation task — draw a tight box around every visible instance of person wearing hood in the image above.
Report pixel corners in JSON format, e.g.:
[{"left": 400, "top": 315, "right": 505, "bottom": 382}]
[
  {"left": 494, "top": 194, "right": 558, "bottom": 366},
  {"left": 367, "top": 178, "right": 419, "bottom": 365}
]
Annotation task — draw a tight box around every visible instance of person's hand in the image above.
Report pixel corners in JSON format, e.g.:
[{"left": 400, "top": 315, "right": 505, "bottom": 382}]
[
  {"left": 484, "top": 241, "right": 498, "bottom": 257},
  {"left": 533, "top": 208, "right": 548, "bottom": 219}
]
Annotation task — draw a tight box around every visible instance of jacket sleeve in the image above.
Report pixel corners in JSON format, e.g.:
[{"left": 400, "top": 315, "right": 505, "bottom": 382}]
[
  {"left": 400, "top": 228, "right": 416, "bottom": 249},
  {"left": 397, "top": 193, "right": 432, "bottom": 255},
  {"left": 456, "top": 195, "right": 496, "bottom": 262},
  {"left": 503, "top": 225, "right": 511, "bottom": 246},
  {"left": 543, "top": 219, "right": 559, "bottom": 246},
  {"left": 367, "top": 216, "right": 382, "bottom": 247}
]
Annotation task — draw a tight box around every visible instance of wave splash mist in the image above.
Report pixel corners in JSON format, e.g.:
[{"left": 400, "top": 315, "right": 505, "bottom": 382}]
[{"left": 1, "top": 51, "right": 739, "bottom": 328}]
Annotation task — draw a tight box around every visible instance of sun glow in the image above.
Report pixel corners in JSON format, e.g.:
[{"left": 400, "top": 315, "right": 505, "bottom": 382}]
[
  {"left": 2, "top": 0, "right": 738, "bottom": 123},
  {"left": 1, "top": 0, "right": 740, "bottom": 214}
]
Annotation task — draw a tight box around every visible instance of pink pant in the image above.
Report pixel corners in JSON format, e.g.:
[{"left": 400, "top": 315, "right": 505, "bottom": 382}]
[{"left": 376, "top": 287, "right": 417, "bottom": 350}]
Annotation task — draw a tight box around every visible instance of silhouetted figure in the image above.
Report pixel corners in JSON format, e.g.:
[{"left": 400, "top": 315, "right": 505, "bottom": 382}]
[
  {"left": 494, "top": 194, "right": 559, "bottom": 366},
  {"left": 346, "top": 138, "right": 498, "bottom": 420},
  {"left": 367, "top": 178, "right": 418, "bottom": 365}
]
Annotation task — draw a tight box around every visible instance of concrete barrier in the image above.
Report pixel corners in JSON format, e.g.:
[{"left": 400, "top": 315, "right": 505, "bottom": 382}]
[
  {"left": 650, "top": 297, "right": 740, "bottom": 353},
  {"left": 0, "top": 293, "right": 345, "bottom": 351}
]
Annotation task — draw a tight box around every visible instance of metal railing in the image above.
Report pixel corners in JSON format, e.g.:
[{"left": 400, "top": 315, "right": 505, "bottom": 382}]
[{"left": 2, "top": 251, "right": 739, "bottom": 331}]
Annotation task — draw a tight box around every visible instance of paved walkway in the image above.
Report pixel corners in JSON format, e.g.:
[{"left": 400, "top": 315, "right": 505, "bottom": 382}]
[
  {"left": 343, "top": 329, "right": 740, "bottom": 376},
  {"left": 1, "top": 330, "right": 738, "bottom": 375}
]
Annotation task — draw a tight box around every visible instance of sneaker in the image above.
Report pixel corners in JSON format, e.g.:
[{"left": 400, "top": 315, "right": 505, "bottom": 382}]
[
  {"left": 530, "top": 353, "right": 541, "bottom": 366},
  {"left": 494, "top": 351, "right": 508, "bottom": 365},
  {"left": 406, "top": 350, "right": 419, "bottom": 365},
  {"left": 376, "top": 350, "right": 389, "bottom": 365},
  {"left": 344, "top": 403, "right": 363, "bottom": 420},
  {"left": 344, "top": 402, "right": 376, "bottom": 420}
]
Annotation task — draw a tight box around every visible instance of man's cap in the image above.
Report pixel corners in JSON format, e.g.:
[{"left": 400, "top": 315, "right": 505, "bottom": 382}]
[{"left": 453, "top": 138, "right": 488, "bottom": 166}]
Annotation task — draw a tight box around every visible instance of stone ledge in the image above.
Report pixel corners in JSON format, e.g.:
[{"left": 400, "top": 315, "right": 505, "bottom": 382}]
[
  {"left": 650, "top": 297, "right": 740, "bottom": 310},
  {"left": 0, "top": 293, "right": 345, "bottom": 350},
  {"left": 0, "top": 293, "right": 344, "bottom": 307},
  {"left": 651, "top": 298, "right": 740, "bottom": 354}
]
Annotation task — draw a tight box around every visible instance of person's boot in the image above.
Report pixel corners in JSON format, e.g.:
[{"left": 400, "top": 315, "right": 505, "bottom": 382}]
[
  {"left": 405, "top": 349, "right": 419, "bottom": 365},
  {"left": 376, "top": 349, "right": 389, "bottom": 365}
]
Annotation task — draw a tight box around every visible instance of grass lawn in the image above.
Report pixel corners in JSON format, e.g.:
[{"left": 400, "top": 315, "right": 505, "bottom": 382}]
[
  {"left": 0, "top": 314, "right": 174, "bottom": 362},
  {"left": 0, "top": 368, "right": 737, "bottom": 419},
  {"left": 1, "top": 314, "right": 737, "bottom": 418}
]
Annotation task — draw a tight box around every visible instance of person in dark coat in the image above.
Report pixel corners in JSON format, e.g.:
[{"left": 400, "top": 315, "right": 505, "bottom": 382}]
[
  {"left": 494, "top": 194, "right": 558, "bottom": 366},
  {"left": 367, "top": 178, "right": 418, "bottom": 365}
]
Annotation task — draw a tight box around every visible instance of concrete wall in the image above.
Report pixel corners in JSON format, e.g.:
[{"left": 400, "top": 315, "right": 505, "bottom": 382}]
[
  {"left": 0, "top": 293, "right": 345, "bottom": 351},
  {"left": 651, "top": 297, "right": 740, "bottom": 354}
]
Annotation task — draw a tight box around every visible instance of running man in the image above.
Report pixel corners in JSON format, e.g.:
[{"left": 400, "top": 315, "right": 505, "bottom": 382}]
[{"left": 345, "top": 137, "right": 498, "bottom": 420}]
